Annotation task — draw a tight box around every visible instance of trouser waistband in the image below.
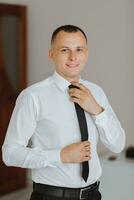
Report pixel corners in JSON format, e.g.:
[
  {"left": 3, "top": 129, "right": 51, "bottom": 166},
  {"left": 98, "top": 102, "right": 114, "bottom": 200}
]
[{"left": 33, "top": 181, "right": 100, "bottom": 199}]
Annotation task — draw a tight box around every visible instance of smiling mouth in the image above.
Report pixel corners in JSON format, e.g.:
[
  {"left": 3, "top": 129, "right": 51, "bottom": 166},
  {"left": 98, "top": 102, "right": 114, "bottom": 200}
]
[{"left": 66, "top": 63, "right": 79, "bottom": 68}]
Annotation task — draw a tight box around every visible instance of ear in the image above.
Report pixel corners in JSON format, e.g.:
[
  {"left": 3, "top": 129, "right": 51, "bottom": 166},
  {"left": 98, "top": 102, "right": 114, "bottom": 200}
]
[
  {"left": 85, "top": 48, "right": 89, "bottom": 61},
  {"left": 49, "top": 49, "right": 54, "bottom": 59}
]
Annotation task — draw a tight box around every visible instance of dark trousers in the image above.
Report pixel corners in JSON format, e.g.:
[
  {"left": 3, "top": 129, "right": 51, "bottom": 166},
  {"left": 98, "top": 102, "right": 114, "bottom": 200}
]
[{"left": 29, "top": 186, "right": 102, "bottom": 200}]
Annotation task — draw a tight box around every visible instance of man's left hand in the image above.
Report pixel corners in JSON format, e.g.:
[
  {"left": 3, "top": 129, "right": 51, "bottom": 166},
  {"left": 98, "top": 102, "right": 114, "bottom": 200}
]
[{"left": 68, "top": 82, "right": 104, "bottom": 116}]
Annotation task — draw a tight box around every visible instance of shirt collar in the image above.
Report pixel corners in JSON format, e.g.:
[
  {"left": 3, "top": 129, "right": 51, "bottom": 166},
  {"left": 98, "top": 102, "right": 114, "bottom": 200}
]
[{"left": 52, "top": 71, "right": 82, "bottom": 91}]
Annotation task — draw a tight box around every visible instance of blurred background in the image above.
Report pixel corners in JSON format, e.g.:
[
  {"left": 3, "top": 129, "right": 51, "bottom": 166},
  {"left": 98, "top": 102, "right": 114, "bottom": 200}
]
[{"left": 0, "top": 0, "right": 134, "bottom": 199}]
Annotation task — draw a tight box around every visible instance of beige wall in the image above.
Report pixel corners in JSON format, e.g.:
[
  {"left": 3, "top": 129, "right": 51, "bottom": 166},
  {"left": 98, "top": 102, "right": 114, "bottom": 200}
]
[{"left": 1, "top": 0, "right": 134, "bottom": 154}]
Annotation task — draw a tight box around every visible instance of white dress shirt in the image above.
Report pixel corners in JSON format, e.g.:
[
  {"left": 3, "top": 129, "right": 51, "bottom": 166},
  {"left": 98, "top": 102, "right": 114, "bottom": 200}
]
[{"left": 2, "top": 71, "right": 125, "bottom": 188}]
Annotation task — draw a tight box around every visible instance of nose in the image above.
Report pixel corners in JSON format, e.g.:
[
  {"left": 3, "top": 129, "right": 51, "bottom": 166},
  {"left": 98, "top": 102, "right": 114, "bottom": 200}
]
[{"left": 69, "top": 51, "right": 77, "bottom": 61}]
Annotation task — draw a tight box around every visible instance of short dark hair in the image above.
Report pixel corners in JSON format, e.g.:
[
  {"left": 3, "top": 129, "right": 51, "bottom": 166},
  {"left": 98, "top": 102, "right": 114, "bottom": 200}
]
[{"left": 51, "top": 25, "right": 87, "bottom": 45}]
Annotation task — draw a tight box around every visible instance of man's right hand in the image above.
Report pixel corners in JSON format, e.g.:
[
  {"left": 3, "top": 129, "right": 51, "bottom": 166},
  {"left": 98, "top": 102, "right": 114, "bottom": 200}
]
[{"left": 60, "top": 141, "right": 91, "bottom": 163}]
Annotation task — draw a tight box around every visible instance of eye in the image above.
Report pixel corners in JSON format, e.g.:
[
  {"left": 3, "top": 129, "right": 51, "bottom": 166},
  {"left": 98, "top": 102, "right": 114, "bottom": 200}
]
[
  {"left": 76, "top": 48, "right": 83, "bottom": 52},
  {"left": 60, "top": 48, "right": 69, "bottom": 53}
]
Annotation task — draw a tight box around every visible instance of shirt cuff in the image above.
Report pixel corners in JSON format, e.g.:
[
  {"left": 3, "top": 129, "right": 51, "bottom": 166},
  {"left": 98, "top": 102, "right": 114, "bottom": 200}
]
[
  {"left": 92, "top": 109, "right": 109, "bottom": 125},
  {"left": 45, "top": 149, "right": 61, "bottom": 166}
]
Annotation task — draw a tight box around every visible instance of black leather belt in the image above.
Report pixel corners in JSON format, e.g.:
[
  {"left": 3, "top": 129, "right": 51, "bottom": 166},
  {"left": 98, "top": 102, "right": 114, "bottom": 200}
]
[{"left": 33, "top": 181, "right": 100, "bottom": 200}]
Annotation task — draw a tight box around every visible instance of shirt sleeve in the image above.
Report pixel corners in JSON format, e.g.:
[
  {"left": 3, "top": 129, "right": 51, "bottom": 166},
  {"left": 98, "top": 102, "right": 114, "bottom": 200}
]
[
  {"left": 92, "top": 87, "right": 125, "bottom": 153},
  {"left": 2, "top": 89, "right": 61, "bottom": 169}
]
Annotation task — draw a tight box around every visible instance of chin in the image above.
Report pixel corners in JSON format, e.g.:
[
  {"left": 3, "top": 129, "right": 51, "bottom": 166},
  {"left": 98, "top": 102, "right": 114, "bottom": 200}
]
[{"left": 66, "top": 73, "right": 80, "bottom": 80}]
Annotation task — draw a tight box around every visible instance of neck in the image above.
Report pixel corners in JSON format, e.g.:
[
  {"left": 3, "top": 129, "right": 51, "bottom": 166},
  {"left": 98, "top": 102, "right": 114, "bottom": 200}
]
[
  {"left": 56, "top": 71, "right": 80, "bottom": 83},
  {"left": 67, "top": 77, "right": 80, "bottom": 83}
]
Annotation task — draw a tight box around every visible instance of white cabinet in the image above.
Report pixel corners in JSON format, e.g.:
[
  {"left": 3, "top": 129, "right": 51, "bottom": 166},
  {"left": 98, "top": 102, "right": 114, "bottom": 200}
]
[{"left": 100, "top": 152, "right": 134, "bottom": 200}]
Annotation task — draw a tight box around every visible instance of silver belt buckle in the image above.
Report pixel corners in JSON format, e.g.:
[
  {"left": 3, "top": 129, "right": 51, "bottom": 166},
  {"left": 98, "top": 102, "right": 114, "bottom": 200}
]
[{"left": 79, "top": 187, "right": 89, "bottom": 200}]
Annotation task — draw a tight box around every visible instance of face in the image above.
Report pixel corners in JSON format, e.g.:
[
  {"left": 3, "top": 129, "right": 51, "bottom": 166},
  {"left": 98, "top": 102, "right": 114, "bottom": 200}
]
[{"left": 49, "top": 30, "right": 89, "bottom": 82}]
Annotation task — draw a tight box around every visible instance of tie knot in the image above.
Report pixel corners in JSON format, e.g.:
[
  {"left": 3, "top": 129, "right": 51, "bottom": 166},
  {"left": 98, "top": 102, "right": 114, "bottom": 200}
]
[{"left": 68, "top": 84, "right": 80, "bottom": 89}]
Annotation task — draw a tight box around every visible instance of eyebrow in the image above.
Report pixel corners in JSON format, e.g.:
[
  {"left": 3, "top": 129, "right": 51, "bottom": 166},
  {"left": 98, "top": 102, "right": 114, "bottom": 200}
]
[{"left": 59, "top": 46, "right": 87, "bottom": 49}]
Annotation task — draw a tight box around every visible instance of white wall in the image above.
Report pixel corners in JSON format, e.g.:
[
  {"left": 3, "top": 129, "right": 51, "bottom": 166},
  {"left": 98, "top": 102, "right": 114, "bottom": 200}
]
[{"left": 1, "top": 0, "right": 134, "bottom": 154}]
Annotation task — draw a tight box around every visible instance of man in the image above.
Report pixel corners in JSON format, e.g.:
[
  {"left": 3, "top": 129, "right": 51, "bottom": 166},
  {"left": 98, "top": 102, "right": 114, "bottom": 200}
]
[{"left": 2, "top": 25, "right": 125, "bottom": 200}]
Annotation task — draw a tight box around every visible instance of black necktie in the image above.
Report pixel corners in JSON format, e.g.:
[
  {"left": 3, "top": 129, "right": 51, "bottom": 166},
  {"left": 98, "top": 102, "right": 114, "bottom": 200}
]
[{"left": 69, "top": 84, "right": 89, "bottom": 182}]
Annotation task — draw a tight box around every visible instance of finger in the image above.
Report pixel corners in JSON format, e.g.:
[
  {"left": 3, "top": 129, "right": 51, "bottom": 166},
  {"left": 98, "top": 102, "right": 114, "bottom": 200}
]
[
  {"left": 81, "top": 151, "right": 89, "bottom": 158},
  {"left": 85, "top": 155, "right": 91, "bottom": 160},
  {"left": 70, "top": 97, "right": 80, "bottom": 104},
  {"left": 68, "top": 88, "right": 82, "bottom": 97},
  {"left": 85, "top": 147, "right": 90, "bottom": 151},
  {"left": 81, "top": 146, "right": 90, "bottom": 152},
  {"left": 70, "top": 92, "right": 81, "bottom": 99},
  {"left": 85, "top": 152, "right": 91, "bottom": 158},
  {"left": 82, "top": 141, "right": 90, "bottom": 147},
  {"left": 86, "top": 151, "right": 90, "bottom": 156},
  {"left": 85, "top": 146, "right": 90, "bottom": 151},
  {"left": 80, "top": 140, "right": 90, "bottom": 147},
  {"left": 82, "top": 155, "right": 91, "bottom": 162}
]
